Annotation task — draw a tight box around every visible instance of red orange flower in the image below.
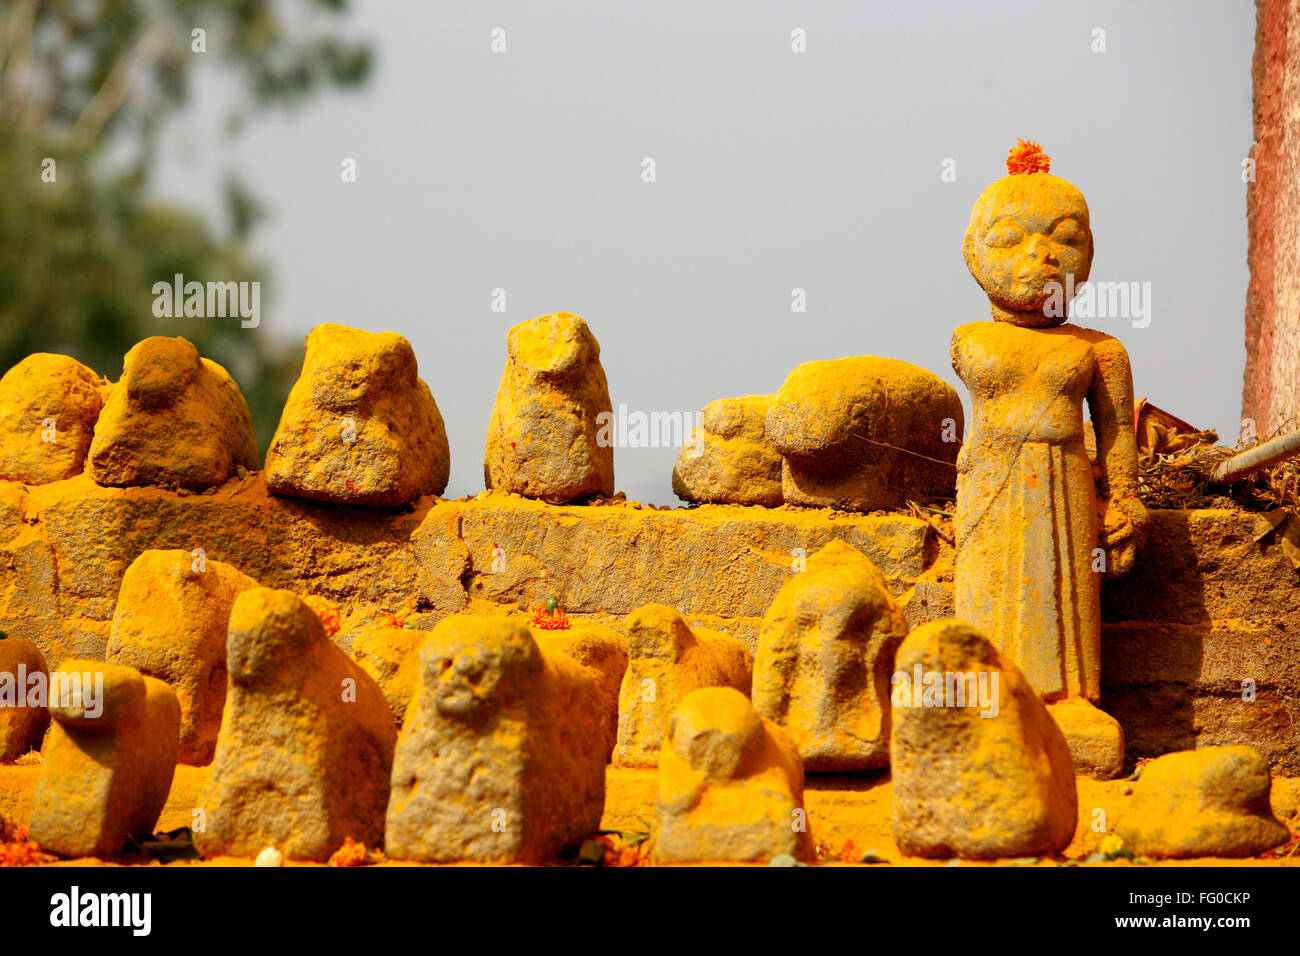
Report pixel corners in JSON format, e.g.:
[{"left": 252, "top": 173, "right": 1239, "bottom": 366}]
[
  {"left": 302, "top": 594, "right": 341, "bottom": 637},
  {"left": 1006, "top": 139, "right": 1051, "bottom": 175},
  {"left": 528, "top": 604, "right": 571, "bottom": 630},
  {"left": 328, "top": 836, "right": 370, "bottom": 867}
]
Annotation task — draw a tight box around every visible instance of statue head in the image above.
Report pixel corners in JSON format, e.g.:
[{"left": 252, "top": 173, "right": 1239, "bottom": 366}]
[
  {"left": 963, "top": 142, "right": 1092, "bottom": 327},
  {"left": 421, "top": 617, "right": 542, "bottom": 721}
]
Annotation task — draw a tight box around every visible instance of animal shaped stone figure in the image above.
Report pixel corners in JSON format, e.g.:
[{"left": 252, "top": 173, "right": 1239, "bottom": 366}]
[
  {"left": 953, "top": 141, "right": 1148, "bottom": 777},
  {"left": 0, "top": 634, "right": 48, "bottom": 761},
  {"left": 671, "top": 395, "right": 784, "bottom": 506},
  {"left": 613, "top": 604, "right": 752, "bottom": 767},
  {"left": 88, "top": 336, "right": 259, "bottom": 490},
  {"left": 29, "top": 661, "right": 180, "bottom": 858},
  {"left": 105, "top": 549, "right": 259, "bottom": 765},
  {"left": 0, "top": 353, "right": 104, "bottom": 484},
  {"left": 752, "top": 540, "right": 909, "bottom": 771},
  {"left": 264, "top": 323, "right": 450, "bottom": 505},
  {"left": 654, "top": 686, "right": 814, "bottom": 863},
  {"left": 385, "top": 616, "right": 606, "bottom": 863},
  {"left": 765, "top": 356, "right": 962, "bottom": 512},
  {"left": 194, "top": 588, "right": 396, "bottom": 862},
  {"left": 484, "top": 312, "right": 614, "bottom": 503},
  {"left": 890, "top": 620, "right": 1077, "bottom": 858}
]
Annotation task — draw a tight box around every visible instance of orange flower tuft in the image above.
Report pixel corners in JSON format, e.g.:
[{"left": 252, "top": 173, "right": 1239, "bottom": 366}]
[
  {"left": 328, "top": 836, "right": 369, "bottom": 867},
  {"left": 528, "top": 604, "right": 571, "bottom": 630},
  {"left": 0, "top": 828, "right": 50, "bottom": 867},
  {"left": 595, "top": 833, "right": 650, "bottom": 867},
  {"left": 302, "top": 594, "right": 341, "bottom": 637},
  {"left": 1006, "top": 138, "right": 1051, "bottom": 175}
]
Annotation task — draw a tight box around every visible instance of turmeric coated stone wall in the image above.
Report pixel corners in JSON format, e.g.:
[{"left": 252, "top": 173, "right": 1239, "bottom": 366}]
[{"left": 0, "top": 472, "right": 1295, "bottom": 772}]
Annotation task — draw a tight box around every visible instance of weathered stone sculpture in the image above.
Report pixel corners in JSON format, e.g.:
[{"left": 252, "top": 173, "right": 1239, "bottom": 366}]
[
  {"left": 672, "top": 395, "right": 783, "bottom": 506},
  {"left": 195, "top": 588, "right": 396, "bottom": 862},
  {"left": 88, "top": 336, "right": 259, "bottom": 490},
  {"left": 890, "top": 620, "right": 1077, "bottom": 859},
  {"left": 105, "top": 549, "right": 259, "bottom": 765},
  {"left": 1117, "top": 746, "right": 1289, "bottom": 858},
  {"left": 954, "top": 142, "right": 1147, "bottom": 777},
  {"left": 29, "top": 660, "right": 180, "bottom": 858},
  {"left": 385, "top": 616, "right": 606, "bottom": 863},
  {"left": 0, "top": 354, "right": 104, "bottom": 484},
  {"left": 752, "top": 540, "right": 909, "bottom": 771},
  {"left": 766, "top": 356, "right": 962, "bottom": 511},
  {"left": 484, "top": 312, "right": 614, "bottom": 503},
  {"left": 0, "top": 634, "right": 49, "bottom": 761},
  {"left": 265, "top": 323, "right": 450, "bottom": 505},
  {"left": 531, "top": 622, "right": 627, "bottom": 761},
  {"left": 654, "top": 687, "right": 814, "bottom": 863},
  {"left": 614, "top": 604, "right": 752, "bottom": 767}
]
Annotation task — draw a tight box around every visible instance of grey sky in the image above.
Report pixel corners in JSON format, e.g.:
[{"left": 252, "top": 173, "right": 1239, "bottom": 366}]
[{"left": 154, "top": 1, "right": 1255, "bottom": 504}]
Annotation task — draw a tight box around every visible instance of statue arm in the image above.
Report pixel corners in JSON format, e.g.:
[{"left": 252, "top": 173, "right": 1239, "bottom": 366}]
[{"left": 1086, "top": 336, "right": 1149, "bottom": 576}]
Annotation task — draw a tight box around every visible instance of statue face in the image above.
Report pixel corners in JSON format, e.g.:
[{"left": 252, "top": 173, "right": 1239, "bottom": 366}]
[
  {"left": 424, "top": 622, "right": 541, "bottom": 720},
  {"left": 508, "top": 312, "right": 596, "bottom": 379},
  {"left": 964, "top": 174, "right": 1093, "bottom": 324}
]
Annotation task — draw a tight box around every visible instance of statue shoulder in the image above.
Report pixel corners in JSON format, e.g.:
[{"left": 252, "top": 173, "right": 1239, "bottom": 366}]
[
  {"left": 951, "top": 322, "right": 985, "bottom": 352},
  {"left": 1067, "top": 326, "right": 1134, "bottom": 383}
]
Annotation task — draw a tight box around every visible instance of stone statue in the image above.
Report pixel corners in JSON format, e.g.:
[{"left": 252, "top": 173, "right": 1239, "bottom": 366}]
[{"left": 953, "top": 141, "right": 1148, "bottom": 778}]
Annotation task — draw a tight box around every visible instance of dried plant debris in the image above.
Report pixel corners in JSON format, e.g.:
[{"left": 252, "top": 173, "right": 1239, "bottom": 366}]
[{"left": 1137, "top": 418, "right": 1300, "bottom": 515}]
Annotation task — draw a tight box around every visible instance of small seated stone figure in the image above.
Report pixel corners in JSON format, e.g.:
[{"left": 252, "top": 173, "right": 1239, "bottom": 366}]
[
  {"left": 0, "top": 634, "right": 48, "bottom": 761},
  {"left": 29, "top": 660, "right": 180, "bottom": 858},
  {"left": 385, "top": 616, "right": 607, "bottom": 863},
  {"left": 0, "top": 353, "right": 105, "bottom": 484},
  {"left": 194, "top": 588, "right": 396, "bottom": 862},
  {"left": 88, "top": 336, "right": 259, "bottom": 490},
  {"left": 890, "top": 620, "right": 1077, "bottom": 859},
  {"left": 954, "top": 141, "right": 1148, "bottom": 778},
  {"left": 614, "top": 604, "right": 753, "bottom": 768},
  {"left": 752, "top": 540, "right": 909, "bottom": 771},
  {"left": 653, "top": 686, "right": 813, "bottom": 863},
  {"left": 1117, "top": 746, "right": 1289, "bottom": 858},
  {"left": 484, "top": 312, "right": 614, "bottom": 503},
  {"left": 105, "top": 549, "right": 259, "bottom": 765},
  {"left": 264, "top": 323, "right": 451, "bottom": 506},
  {"left": 672, "top": 395, "right": 784, "bottom": 507},
  {"left": 765, "top": 356, "right": 962, "bottom": 512}
]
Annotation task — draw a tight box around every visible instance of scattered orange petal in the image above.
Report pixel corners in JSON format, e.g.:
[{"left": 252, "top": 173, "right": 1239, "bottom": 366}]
[
  {"left": 302, "top": 594, "right": 342, "bottom": 637},
  {"left": 596, "top": 833, "right": 650, "bottom": 867},
  {"left": 528, "top": 604, "right": 571, "bottom": 630},
  {"left": 0, "top": 828, "right": 51, "bottom": 867},
  {"left": 328, "top": 836, "right": 369, "bottom": 867}
]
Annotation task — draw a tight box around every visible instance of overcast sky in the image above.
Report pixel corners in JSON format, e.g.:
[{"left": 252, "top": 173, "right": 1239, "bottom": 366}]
[{"left": 153, "top": 1, "right": 1256, "bottom": 504}]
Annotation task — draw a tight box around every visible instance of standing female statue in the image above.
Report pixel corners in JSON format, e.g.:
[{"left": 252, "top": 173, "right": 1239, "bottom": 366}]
[{"left": 953, "top": 142, "right": 1148, "bottom": 777}]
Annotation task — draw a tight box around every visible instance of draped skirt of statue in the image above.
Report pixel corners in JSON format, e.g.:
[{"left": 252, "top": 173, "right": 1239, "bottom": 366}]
[{"left": 953, "top": 438, "right": 1102, "bottom": 702}]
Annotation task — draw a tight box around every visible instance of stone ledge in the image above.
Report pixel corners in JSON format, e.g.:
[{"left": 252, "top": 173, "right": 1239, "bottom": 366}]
[{"left": 0, "top": 473, "right": 932, "bottom": 665}]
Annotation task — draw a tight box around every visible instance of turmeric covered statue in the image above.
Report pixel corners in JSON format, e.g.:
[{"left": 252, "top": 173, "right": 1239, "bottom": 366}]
[{"left": 953, "top": 141, "right": 1148, "bottom": 778}]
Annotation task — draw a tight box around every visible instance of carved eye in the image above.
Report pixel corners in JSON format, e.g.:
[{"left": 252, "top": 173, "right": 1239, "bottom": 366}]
[
  {"left": 1052, "top": 219, "right": 1085, "bottom": 245},
  {"left": 983, "top": 221, "right": 1025, "bottom": 249}
]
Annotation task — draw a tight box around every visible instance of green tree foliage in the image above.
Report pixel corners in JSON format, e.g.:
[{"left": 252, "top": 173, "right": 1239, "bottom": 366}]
[{"left": 0, "top": 0, "right": 372, "bottom": 453}]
